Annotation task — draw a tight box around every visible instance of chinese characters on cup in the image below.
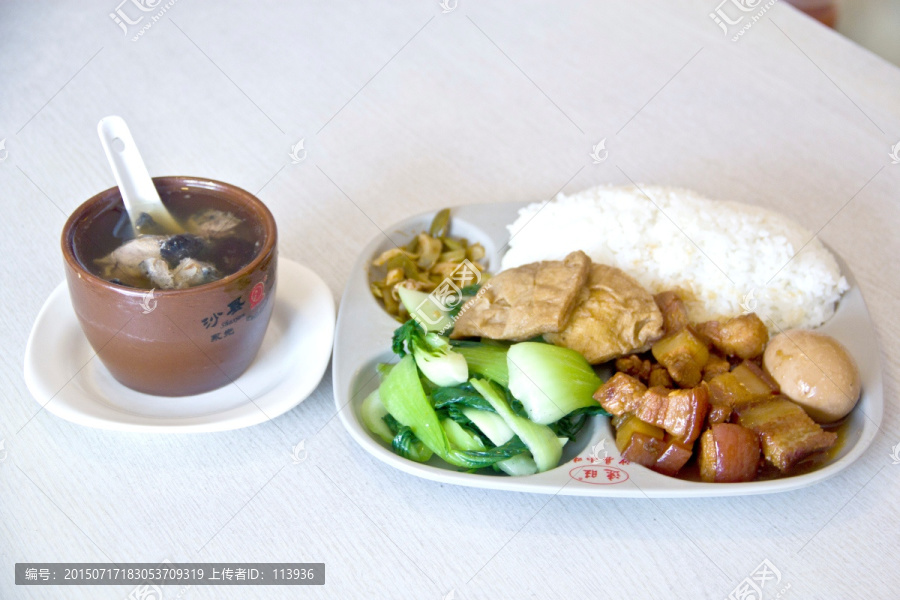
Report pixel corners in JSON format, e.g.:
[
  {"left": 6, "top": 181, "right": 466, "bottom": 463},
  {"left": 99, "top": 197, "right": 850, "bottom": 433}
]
[{"left": 200, "top": 290, "right": 262, "bottom": 343}]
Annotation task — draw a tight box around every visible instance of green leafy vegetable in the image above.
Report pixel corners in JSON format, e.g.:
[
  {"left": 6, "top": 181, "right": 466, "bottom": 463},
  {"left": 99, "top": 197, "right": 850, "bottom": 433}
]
[
  {"left": 432, "top": 383, "right": 495, "bottom": 413},
  {"left": 506, "top": 342, "right": 603, "bottom": 424},
  {"left": 371, "top": 330, "right": 607, "bottom": 476},
  {"left": 377, "top": 355, "right": 529, "bottom": 470},
  {"left": 549, "top": 406, "right": 611, "bottom": 440},
  {"left": 442, "top": 418, "right": 486, "bottom": 452},
  {"left": 462, "top": 407, "right": 538, "bottom": 476},
  {"left": 492, "top": 453, "right": 538, "bottom": 476},
  {"left": 379, "top": 355, "right": 451, "bottom": 458},
  {"left": 391, "top": 320, "right": 418, "bottom": 357},
  {"left": 415, "top": 333, "right": 467, "bottom": 387},
  {"left": 360, "top": 389, "right": 394, "bottom": 444},
  {"left": 397, "top": 287, "right": 452, "bottom": 333},
  {"left": 392, "top": 321, "right": 467, "bottom": 387},
  {"left": 392, "top": 426, "right": 433, "bottom": 462},
  {"left": 461, "top": 408, "right": 513, "bottom": 444},
  {"left": 449, "top": 437, "right": 530, "bottom": 466},
  {"left": 470, "top": 378, "right": 563, "bottom": 473},
  {"left": 451, "top": 341, "right": 510, "bottom": 387}
]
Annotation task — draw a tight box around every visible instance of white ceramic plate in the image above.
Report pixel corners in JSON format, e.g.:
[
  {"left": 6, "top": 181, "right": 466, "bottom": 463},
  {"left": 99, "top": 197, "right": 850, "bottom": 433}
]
[
  {"left": 333, "top": 203, "right": 884, "bottom": 497},
  {"left": 25, "top": 258, "right": 335, "bottom": 432}
]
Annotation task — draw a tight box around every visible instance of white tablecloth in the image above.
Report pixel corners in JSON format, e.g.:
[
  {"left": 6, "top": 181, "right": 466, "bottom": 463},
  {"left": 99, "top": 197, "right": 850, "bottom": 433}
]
[{"left": 1, "top": 1, "right": 898, "bottom": 598}]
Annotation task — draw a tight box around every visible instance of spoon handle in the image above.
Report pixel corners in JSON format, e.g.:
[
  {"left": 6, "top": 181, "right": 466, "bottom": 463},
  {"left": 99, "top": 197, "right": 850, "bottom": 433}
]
[{"left": 97, "top": 116, "right": 183, "bottom": 233}]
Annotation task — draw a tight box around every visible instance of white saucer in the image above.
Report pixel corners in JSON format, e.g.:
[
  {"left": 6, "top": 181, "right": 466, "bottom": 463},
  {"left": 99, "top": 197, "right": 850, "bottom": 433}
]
[{"left": 24, "top": 258, "right": 335, "bottom": 432}]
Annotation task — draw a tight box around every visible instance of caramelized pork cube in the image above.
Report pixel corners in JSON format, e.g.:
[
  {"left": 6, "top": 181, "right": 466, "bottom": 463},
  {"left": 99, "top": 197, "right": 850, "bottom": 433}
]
[
  {"left": 663, "top": 385, "right": 709, "bottom": 444},
  {"left": 615, "top": 355, "right": 652, "bottom": 382},
  {"left": 614, "top": 415, "right": 693, "bottom": 475},
  {"left": 634, "top": 385, "right": 709, "bottom": 444},
  {"left": 699, "top": 423, "right": 761, "bottom": 483},
  {"left": 702, "top": 354, "right": 731, "bottom": 382},
  {"left": 706, "top": 361, "right": 777, "bottom": 429},
  {"left": 653, "top": 437, "right": 694, "bottom": 476},
  {"left": 633, "top": 387, "right": 669, "bottom": 430},
  {"left": 594, "top": 372, "right": 647, "bottom": 417},
  {"left": 614, "top": 414, "right": 665, "bottom": 453},
  {"left": 696, "top": 313, "right": 769, "bottom": 360},
  {"left": 621, "top": 432, "right": 666, "bottom": 468},
  {"left": 651, "top": 328, "right": 710, "bottom": 387},
  {"left": 708, "top": 371, "right": 768, "bottom": 410},
  {"left": 734, "top": 396, "right": 838, "bottom": 472},
  {"left": 654, "top": 291, "right": 690, "bottom": 335},
  {"left": 732, "top": 361, "right": 779, "bottom": 395},
  {"left": 648, "top": 364, "right": 673, "bottom": 388},
  {"left": 707, "top": 403, "right": 732, "bottom": 425}
]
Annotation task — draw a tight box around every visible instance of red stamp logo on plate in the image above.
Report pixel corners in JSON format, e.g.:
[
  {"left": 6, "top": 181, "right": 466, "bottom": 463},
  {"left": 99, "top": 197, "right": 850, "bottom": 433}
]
[
  {"left": 249, "top": 282, "right": 266, "bottom": 309},
  {"left": 569, "top": 464, "right": 629, "bottom": 485}
]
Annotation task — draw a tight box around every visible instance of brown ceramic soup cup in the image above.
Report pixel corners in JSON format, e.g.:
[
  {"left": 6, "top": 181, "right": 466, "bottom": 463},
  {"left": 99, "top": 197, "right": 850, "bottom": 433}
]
[{"left": 61, "top": 176, "right": 278, "bottom": 397}]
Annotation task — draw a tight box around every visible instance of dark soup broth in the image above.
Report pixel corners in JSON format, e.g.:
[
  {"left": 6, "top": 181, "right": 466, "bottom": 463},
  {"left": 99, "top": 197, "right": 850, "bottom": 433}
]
[{"left": 75, "top": 187, "right": 264, "bottom": 290}]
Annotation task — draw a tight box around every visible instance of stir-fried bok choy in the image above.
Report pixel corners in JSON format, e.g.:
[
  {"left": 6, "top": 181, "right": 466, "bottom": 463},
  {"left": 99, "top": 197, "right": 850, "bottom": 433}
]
[{"left": 361, "top": 319, "right": 610, "bottom": 475}]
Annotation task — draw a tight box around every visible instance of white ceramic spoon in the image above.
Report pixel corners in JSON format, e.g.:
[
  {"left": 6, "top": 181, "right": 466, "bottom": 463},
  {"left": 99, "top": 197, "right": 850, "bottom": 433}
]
[{"left": 97, "top": 115, "right": 183, "bottom": 234}]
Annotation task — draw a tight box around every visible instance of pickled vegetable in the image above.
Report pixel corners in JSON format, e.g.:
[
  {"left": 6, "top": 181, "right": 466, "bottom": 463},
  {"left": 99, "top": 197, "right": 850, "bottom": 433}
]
[{"left": 371, "top": 209, "right": 488, "bottom": 322}]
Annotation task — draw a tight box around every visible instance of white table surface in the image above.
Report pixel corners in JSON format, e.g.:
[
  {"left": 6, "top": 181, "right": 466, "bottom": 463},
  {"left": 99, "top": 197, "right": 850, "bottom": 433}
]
[{"left": 2, "top": 1, "right": 899, "bottom": 598}]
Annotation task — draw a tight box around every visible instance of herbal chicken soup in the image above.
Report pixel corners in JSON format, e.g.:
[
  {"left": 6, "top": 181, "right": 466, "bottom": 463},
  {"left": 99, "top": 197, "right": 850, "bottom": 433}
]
[{"left": 75, "top": 190, "right": 262, "bottom": 290}]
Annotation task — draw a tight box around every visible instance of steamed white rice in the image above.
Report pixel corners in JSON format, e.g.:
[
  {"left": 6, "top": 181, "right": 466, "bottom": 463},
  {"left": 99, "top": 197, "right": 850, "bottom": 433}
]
[{"left": 501, "top": 185, "right": 848, "bottom": 331}]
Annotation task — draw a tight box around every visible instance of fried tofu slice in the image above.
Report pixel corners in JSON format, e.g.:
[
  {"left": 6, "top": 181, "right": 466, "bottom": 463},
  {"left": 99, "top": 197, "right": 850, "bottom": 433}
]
[
  {"left": 734, "top": 396, "right": 837, "bottom": 472},
  {"left": 544, "top": 264, "right": 664, "bottom": 363},
  {"left": 451, "top": 250, "right": 590, "bottom": 341}
]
